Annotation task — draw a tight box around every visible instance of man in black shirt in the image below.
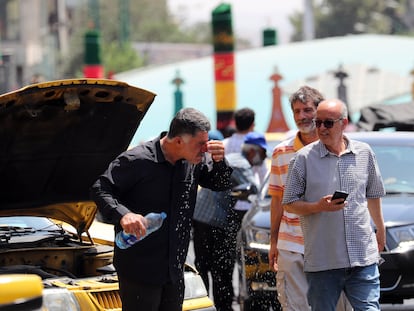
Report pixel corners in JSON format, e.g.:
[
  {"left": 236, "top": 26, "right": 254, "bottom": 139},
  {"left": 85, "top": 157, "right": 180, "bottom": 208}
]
[{"left": 91, "top": 108, "right": 232, "bottom": 311}]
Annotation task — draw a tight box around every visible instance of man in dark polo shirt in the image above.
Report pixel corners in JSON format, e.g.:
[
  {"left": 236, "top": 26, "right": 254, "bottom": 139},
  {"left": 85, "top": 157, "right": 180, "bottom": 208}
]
[{"left": 91, "top": 108, "right": 232, "bottom": 311}]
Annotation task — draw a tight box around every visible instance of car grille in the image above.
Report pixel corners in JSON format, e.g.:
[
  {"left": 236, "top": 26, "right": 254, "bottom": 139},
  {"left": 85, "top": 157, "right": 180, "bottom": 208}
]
[{"left": 90, "top": 290, "right": 122, "bottom": 310}]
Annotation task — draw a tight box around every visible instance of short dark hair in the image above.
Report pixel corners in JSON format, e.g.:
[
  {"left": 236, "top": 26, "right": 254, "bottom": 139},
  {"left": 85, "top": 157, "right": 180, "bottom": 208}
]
[
  {"left": 167, "top": 108, "right": 211, "bottom": 138},
  {"left": 234, "top": 108, "right": 255, "bottom": 131},
  {"left": 289, "top": 86, "right": 324, "bottom": 109}
]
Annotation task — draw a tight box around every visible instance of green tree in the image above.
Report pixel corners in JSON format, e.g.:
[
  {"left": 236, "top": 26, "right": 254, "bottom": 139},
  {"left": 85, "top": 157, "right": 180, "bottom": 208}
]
[
  {"left": 103, "top": 42, "right": 143, "bottom": 74},
  {"left": 289, "top": 0, "right": 414, "bottom": 41},
  {"left": 59, "top": 0, "right": 211, "bottom": 78}
]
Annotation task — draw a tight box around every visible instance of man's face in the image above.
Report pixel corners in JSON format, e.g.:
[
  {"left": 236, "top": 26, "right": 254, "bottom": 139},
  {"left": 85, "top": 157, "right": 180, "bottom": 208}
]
[
  {"left": 252, "top": 148, "right": 266, "bottom": 166},
  {"left": 179, "top": 131, "right": 209, "bottom": 164},
  {"left": 246, "top": 147, "right": 266, "bottom": 166},
  {"left": 292, "top": 100, "right": 317, "bottom": 134},
  {"left": 315, "top": 104, "right": 345, "bottom": 147}
]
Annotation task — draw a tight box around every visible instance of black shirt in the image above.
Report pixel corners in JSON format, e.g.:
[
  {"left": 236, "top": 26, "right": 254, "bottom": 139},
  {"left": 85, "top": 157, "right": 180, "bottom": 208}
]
[{"left": 90, "top": 133, "right": 232, "bottom": 284}]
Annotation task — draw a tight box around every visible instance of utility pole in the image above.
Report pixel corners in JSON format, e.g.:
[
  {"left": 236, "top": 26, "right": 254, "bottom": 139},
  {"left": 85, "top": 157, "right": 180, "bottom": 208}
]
[
  {"left": 57, "top": 0, "right": 69, "bottom": 55},
  {"left": 303, "top": 0, "right": 315, "bottom": 40},
  {"left": 88, "top": 0, "right": 100, "bottom": 31},
  {"left": 119, "top": 0, "right": 130, "bottom": 45}
]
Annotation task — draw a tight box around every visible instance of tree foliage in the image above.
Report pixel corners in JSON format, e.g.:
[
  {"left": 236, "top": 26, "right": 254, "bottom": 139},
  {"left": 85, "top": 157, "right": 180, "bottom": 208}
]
[
  {"left": 103, "top": 42, "right": 144, "bottom": 74},
  {"left": 60, "top": 0, "right": 211, "bottom": 78},
  {"left": 289, "top": 0, "right": 414, "bottom": 41}
]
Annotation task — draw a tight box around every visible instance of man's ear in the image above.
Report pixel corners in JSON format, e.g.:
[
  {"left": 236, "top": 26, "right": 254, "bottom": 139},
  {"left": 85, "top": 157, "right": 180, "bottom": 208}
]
[
  {"left": 342, "top": 118, "right": 349, "bottom": 129},
  {"left": 174, "top": 136, "right": 184, "bottom": 146}
]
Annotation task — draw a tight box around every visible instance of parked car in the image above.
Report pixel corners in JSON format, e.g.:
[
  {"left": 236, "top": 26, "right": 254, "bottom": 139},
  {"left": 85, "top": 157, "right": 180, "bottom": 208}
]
[
  {"left": 237, "top": 131, "right": 414, "bottom": 309},
  {"left": 0, "top": 274, "right": 43, "bottom": 310},
  {"left": 0, "top": 79, "right": 216, "bottom": 311}
]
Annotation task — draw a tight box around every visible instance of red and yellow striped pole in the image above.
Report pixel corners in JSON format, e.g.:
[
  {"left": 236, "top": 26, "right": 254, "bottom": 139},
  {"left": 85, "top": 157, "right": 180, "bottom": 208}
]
[{"left": 212, "top": 4, "right": 236, "bottom": 133}]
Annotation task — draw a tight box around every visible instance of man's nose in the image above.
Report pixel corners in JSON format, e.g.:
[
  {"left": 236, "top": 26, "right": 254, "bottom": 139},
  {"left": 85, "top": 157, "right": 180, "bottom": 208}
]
[{"left": 201, "top": 144, "right": 208, "bottom": 153}]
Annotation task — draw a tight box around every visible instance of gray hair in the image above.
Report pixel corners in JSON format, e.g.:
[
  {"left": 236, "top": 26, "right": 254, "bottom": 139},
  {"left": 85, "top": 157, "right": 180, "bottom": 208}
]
[
  {"left": 289, "top": 85, "right": 324, "bottom": 109},
  {"left": 167, "top": 108, "right": 211, "bottom": 138}
]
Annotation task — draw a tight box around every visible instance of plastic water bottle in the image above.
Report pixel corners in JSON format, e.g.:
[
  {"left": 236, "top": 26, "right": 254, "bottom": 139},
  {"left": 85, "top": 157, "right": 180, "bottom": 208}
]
[{"left": 115, "top": 212, "right": 167, "bottom": 249}]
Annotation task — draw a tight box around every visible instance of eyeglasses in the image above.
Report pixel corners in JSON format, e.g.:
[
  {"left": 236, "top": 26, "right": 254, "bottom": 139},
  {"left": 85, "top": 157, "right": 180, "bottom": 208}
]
[{"left": 313, "top": 118, "right": 343, "bottom": 128}]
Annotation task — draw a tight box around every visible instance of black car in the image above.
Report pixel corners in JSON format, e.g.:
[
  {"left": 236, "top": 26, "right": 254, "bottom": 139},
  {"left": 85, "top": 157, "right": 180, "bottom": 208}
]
[{"left": 237, "top": 131, "right": 414, "bottom": 309}]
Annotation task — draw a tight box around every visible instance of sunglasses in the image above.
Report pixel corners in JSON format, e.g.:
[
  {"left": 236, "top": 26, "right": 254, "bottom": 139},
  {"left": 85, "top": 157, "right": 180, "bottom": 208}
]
[{"left": 314, "top": 118, "right": 343, "bottom": 128}]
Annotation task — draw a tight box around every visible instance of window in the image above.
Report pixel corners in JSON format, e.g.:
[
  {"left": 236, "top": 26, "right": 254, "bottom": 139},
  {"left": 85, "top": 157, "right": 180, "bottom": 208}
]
[{"left": 0, "top": 0, "right": 20, "bottom": 41}]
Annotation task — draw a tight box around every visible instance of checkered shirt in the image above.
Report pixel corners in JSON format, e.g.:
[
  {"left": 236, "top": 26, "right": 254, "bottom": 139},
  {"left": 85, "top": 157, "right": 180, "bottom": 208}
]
[{"left": 282, "top": 136, "right": 385, "bottom": 272}]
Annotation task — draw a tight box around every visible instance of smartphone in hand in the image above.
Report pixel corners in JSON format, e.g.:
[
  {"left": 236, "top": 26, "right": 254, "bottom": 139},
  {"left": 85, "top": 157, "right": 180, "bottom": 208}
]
[{"left": 332, "top": 190, "right": 348, "bottom": 204}]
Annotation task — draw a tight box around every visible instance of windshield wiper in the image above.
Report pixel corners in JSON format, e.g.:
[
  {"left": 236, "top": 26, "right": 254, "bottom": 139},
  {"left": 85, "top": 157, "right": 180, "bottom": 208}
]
[
  {"left": 0, "top": 225, "right": 36, "bottom": 235},
  {"left": 36, "top": 223, "right": 66, "bottom": 235}
]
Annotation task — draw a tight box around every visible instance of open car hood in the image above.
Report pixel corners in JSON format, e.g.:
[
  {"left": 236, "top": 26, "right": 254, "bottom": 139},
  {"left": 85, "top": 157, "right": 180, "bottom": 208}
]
[{"left": 0, "top": 79, "right": 155, "bottom": 234}]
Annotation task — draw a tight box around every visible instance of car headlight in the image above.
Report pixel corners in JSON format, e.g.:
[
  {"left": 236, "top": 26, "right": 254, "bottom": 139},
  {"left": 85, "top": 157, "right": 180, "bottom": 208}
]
[
  {"left": 42, "top": 288, "right": 80, "bottom": 311},
  {"left": 184, "top": 272, "right": 208, "bottom": 299},
  {"left": 388, "top": 224, "right": 414, "bottom": 249},
  {"left": 246, "top": 226, "right": 271, "bottom": 251}
]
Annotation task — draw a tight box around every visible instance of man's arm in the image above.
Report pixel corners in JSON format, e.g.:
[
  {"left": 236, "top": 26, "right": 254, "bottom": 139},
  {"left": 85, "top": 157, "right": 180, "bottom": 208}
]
[
  {"left": 269, "top": 195, "right": 283, "bottom": 270},
  {"left": 199, "top": 140, "right": 233, "bottom": 191},
  {"left": 90, "top": 177, "right": 131, "bottom": 223},
  {"left": 284, "top": 196, "right": 346, "bottom": 215},
  {"left": 367, "top": 198, "right": 386, "bottom": 251}
]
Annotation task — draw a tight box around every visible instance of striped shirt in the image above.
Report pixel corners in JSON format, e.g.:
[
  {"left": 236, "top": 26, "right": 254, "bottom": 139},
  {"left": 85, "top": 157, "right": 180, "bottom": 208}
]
[
  {"left": 269, "top": 133, "right": 305, "bottom": 253},
  {"left": 282, "top": 136, "right": 385, "bottom": 272}
]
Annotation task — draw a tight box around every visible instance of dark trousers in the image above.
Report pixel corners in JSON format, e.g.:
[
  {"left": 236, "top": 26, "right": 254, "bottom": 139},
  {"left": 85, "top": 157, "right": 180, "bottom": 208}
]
[
  {"left": 193, "top": 209, "right": 246, "bottom": 311},
  {"left": 118, "top": 276, "right": 184, "bottom": 311},
  {"left": 193, "top": 220, "right": 216, "bottom": 292}
]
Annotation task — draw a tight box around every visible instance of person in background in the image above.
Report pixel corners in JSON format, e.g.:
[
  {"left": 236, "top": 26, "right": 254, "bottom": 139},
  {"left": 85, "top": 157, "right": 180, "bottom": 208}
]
[
  {"left": 224, "top": 107, "right": 268, "bottom": 217},
  {"left": 269, "top": 86, "right": 352, "bottom": 311},
  {"left": 223, "top": 108, "right": 255, "bottom": 153},
  {"left": 90, "top": 108, "right": 232, "bottom": 311},
  {"left": 282, "top": 99, "right": 385, "bottom": 311},
  {"left": 268, "top": 85, "right": 323, "bottom": 311},
  {"left": 212, "top": 132, "right": 269, "bottom": 311}
]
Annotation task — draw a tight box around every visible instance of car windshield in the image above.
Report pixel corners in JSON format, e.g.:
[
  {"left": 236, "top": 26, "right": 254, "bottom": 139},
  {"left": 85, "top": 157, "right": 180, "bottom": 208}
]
[
  {"left": 0, "top": 216, "right": 62, "bottom": 233},
  {"left": 260, "top": 142, "right": 414, "bottom": 201},
  {"left": 372, "top": 145, "right": 414, "bottom": 194}
]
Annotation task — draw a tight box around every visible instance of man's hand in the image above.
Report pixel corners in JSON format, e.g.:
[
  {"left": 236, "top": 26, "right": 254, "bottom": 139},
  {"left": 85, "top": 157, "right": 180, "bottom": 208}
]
[
  {"left": 120, "top": 212, "right": 147, "bottom": 238},
  {"left": 207, "top": 140, "right": 225, "bottom": 162},
  {"left": 268, "top": 243, "right": 279, "bottom": 271},
  {"left": 376, "top": 228, "right": 386, "bottom": 252},
  {"left": 319, "top": 194, "right": 347, "bottom": 212}
]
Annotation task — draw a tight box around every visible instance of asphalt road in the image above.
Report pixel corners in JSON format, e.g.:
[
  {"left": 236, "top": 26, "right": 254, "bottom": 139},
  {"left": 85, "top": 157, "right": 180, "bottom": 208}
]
[{"left": 187, "top": 240, "right": 414, "bottom": 311}]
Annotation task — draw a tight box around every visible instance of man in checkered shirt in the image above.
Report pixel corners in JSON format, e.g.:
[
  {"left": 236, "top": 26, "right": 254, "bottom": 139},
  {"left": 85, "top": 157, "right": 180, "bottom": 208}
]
[{"left": 282, "top": 99, "right": 386, "bottom": 311}]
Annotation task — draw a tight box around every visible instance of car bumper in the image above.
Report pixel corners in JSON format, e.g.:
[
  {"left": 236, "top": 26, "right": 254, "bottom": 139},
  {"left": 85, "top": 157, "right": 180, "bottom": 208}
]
[
  {"left": 239, "top": 246, "right": 277, "bottom": 298},
  {"left": 183, "top": 296, "right": 216, "bottom": 311},
  {"left": 380, "top": 245, "right": 414, "bottom": 303}
]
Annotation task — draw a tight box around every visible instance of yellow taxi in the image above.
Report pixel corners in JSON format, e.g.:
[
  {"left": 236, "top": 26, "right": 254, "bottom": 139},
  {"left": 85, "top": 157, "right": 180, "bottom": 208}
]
[{"left": 0, "top": 79, "right": 215, "bottom": 311}]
